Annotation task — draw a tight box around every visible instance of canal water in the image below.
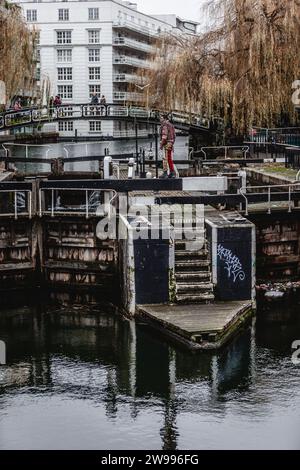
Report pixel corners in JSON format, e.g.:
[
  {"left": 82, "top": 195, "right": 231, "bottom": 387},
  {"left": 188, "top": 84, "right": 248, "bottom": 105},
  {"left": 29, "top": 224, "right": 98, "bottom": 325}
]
[
  {"left": 8, "top": 136, "right": 190, "bottom": 174},
  {"left": 0, "top": 302, "right": 299, "bottom": 450}
]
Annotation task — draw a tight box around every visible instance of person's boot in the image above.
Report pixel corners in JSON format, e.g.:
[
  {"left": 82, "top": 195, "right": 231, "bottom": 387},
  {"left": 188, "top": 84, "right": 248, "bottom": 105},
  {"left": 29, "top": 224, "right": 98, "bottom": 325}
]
[
  {"left": 168, "top": 170, "right": 176, "bottom": 178},
  {"left": 159, "top": 171, "right": 168, "bottom": 179}
]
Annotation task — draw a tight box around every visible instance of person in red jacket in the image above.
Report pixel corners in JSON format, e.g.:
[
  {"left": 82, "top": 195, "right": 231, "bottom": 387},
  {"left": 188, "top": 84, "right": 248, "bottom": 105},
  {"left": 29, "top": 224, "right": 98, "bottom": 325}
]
[{"left": 159, "top": 113, "right": 176, "bottom": 178}]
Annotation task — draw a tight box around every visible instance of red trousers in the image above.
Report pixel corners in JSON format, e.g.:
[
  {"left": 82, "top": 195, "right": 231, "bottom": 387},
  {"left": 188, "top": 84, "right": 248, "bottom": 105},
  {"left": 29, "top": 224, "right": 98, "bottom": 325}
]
[{"left": 162, "top": 145, "right": 174, "bottom": 172}]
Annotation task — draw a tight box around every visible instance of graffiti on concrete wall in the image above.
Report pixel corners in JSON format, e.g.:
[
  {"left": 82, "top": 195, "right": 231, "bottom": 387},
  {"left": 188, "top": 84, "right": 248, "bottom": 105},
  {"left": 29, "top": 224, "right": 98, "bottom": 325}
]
[{"left": 217, "top": 244, "right": 246, "bottom": 283}]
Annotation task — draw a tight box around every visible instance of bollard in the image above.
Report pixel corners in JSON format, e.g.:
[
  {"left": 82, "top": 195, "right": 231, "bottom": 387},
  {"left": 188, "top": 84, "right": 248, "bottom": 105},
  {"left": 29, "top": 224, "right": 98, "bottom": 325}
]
[
  {"left": 128, "top": 157, "right": 135, "bottom": 179},
  {"left": 104, "top": 156, "right": 113, "bottom": 179}
]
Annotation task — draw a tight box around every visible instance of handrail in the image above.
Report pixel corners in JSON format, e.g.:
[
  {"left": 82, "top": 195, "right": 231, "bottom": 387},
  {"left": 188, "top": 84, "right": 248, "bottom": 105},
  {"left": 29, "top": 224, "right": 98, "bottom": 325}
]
[
  {"left": 239, "top": 181, "right": 300, "bottom": 215},
  {"left": 200, "top": 146, "right": 250, "bottom": 160},
  {"left": 2, "top": 142, "right": 52, "bottom": 160},
  {"left": 0, "top": 186, "right": 33, "bottom": 220},
  {"left": 39, "top": 186, "right": 117, "bottom": 219}
]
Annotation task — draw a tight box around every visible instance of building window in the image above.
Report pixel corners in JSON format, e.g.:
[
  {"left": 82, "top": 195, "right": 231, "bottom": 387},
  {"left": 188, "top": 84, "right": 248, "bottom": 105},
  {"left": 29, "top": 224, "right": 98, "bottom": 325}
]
[
  {"left": 88, "top": 30, "right": 100, "bottom": 44},
  {"left": 89, "top": 121, "right": 101, "bottom": 132},
  {"left": 56, "top": 31, "right": 72, "bottom": 44},
  {"left": 58, "top": 9, "right": 69, "bottom": 21},
  {"left": 89, "top": 67, "right": 101, "bottom": 81},
  {"left": 26, "top": 10, "right": 37, "bottom": 22},
  {"left": 57, "top": 67, "right": 72, "bottom": 81},
  {"left": 57, "top": 85, "right": 73, "bottom": 99},
  {"left": 88, "top": 49, "right": 100, "bottom": 62},
  {"left": 89, "top": 84, "right": 101, "bottom": 98},
  {"left": 88, "top": 8, "right": 99, "bottom": 20},
  {"left": 57, "top": 49, "right": 72, "bottom": 62},
  {"left": 59, "top": 121, "right": 74, "bottom": 132}
]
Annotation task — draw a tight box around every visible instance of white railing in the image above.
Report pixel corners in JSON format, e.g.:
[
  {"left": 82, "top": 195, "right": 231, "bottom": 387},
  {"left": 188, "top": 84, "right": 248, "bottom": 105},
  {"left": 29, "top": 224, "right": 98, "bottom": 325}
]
[
  {"left": 200, "top": 146, "right": 250, "bottom": 160},
  {"left": 113, "top": 55, "right": 151, "bottom": 69},
  {"left": 240, "top": 182, "right": 300, "bottom": 215},
  {"left": 0, "top": 188, "right": 33, "bottom": 220},
  {"left": 113, "top": 36, "right": 155, "bottom": 53},
  {"left": 2, "top": 142, "right": 52, "bottom": 160}
]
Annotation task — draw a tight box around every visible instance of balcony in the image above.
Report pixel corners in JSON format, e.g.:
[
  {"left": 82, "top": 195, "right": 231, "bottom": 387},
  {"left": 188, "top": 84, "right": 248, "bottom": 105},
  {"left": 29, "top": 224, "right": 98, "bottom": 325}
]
[
  {"left": 113, "top": 20, "right": 158, "bottom": 39},
  {"left": 113, "top": 73, "right": 145, "bottom": 84},
  {"left": 113, "top": 55, "right": 151, "bottom": 69},
  {"left": 113, "top": 36, "right": 155, "bottom": 54},
  {"left": 113, "top": 92, "right": 144, "bottom": 102}
]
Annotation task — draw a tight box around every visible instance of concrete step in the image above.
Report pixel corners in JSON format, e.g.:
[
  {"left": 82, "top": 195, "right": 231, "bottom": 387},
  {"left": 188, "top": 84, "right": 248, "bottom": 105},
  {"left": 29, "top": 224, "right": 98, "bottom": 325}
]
[
  {"left": 175, "top": 239, "right": 206, "bottom": 251},
  {"left": 176, "top": 293, "right": 215, "bottom": 304},
  {"left": 176, "top": 271, "right": 211, "bottom": 281},
  {"left": 175, "top": 260, "right": 210, "bottom": 271},
  {"left": 175, "top": 250, "right": 208, "bottom": 260},
  {"left": 176, "top": 282, "right": 214, "bottom": 293}
]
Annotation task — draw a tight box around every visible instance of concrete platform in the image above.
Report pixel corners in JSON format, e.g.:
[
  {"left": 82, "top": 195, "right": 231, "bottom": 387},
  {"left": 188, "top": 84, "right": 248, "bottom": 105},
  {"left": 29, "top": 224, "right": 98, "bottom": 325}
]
[{"left": 137, "top": 301, "right": 253, "bottom": 351}]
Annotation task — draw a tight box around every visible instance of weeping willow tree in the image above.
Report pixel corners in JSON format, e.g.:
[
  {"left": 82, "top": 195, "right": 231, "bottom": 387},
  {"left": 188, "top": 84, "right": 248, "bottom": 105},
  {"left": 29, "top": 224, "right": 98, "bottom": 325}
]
[
  {"left": 145, "top": 0, "right": 300, "bottom": 134},
  {"left": 0, "top": 1, "right": 39, "bottom": 105}
]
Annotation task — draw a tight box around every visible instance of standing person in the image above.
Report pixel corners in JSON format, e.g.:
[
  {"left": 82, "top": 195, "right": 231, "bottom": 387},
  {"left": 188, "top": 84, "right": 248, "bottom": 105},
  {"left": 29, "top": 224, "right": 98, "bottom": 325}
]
[
  {"left": 90, "top": 92, "right": 99, "bottom": 105},
  {"left": 100, "top": 95, "right": 106, "bottom": 105},
  {"left": 54, "top": 95, "right": 62, "bottom": 106},
  {"left": 159, "top": 113, "right": 176, "bottom": 178},
  {"left": 13, "top": 99, "right": 22, "bottom": 111}
]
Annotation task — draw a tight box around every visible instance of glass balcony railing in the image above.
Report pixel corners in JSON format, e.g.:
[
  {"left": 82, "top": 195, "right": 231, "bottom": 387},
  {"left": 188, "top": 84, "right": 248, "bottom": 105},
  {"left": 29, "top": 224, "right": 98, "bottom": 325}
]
[
  {"left": 112, "top": 20, "right": 158, "bottom": 38},
  {"left": 113, "top": 36, "right": 155, "bottom": 54},
  {"left": 113, "top": 92, "right": 144, "bottom": 102},
  {"left": 113, "top": 55, "right": 151, "bottom": 69}
]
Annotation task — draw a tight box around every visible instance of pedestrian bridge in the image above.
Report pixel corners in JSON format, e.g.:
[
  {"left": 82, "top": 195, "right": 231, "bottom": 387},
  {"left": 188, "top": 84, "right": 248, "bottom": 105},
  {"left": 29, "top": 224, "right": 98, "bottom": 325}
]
[{"left": 0, "top": 103, "right": 220, "bottom": 134}]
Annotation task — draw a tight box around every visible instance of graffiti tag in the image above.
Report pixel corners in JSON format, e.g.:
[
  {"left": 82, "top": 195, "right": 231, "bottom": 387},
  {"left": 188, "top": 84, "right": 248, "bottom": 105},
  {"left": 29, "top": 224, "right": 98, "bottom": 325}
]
[{"left": 217, "top": 244, "right": 246, "bottom": 283}]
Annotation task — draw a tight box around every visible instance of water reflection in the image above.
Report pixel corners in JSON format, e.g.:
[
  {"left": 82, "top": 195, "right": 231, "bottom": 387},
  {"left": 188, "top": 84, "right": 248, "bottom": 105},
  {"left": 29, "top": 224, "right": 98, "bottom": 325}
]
[
  {"left": 9, "top": 136, "right": 189, "bottom": 174},
  {"left": 0, "top": 305, "right": 299, "bottom": 449}
]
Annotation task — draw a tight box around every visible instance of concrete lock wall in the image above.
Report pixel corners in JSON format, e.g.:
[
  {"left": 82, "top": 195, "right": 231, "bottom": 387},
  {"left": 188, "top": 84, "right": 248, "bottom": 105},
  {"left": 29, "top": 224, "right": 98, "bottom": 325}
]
[
  {"left": 206, "top": 212, "right": 256, "bottom": 303},
  {"left": 119, "top": 215, "right": 174, "bottom": 315}
]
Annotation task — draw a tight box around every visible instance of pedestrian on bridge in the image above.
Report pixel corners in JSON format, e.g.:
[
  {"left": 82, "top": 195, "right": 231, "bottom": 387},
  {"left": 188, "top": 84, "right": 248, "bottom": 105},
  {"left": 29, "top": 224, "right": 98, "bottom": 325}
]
[{"left": 159, "top": 113, "right": 176, "bottom": 178}]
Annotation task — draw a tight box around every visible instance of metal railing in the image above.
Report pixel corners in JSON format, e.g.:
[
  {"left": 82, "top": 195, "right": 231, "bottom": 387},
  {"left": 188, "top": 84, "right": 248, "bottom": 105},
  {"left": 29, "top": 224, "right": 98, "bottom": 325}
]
[
  {"left": 0, "top": 183, "right": 33, "bottom": 219},
  {"left": 39, "top": 186, "right": 117, "bottom": 219},
  {"left": 240, "top": 182, "right": 300, "bottom": 215},
  {"left": 0, "top": 103, "right": 214, "bottom": 133},
  {"left": 200, "top": 146, "right": 250, "bottom": 160}
]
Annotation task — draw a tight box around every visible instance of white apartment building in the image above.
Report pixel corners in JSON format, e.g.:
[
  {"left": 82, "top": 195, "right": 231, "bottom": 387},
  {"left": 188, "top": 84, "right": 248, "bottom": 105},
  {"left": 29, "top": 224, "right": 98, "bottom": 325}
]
[{"left": 11, "top": 0, "right": 198, "bottom": 138}]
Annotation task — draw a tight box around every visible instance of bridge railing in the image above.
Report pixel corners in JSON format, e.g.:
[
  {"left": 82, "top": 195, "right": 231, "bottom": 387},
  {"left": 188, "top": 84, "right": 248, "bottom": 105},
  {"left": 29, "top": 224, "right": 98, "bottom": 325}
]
[
  {"left": 0, "top": 182, "right": 33, "bottom": 219},
  {"left": 0, "top": 103, "right": 213, "bottom": 131}
]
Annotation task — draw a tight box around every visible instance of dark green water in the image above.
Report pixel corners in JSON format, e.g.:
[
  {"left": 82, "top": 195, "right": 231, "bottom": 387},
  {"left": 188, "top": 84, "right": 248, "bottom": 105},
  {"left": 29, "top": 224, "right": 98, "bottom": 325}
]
[{"left": 0, "top": 304, "right": 299, "bottom": 450}]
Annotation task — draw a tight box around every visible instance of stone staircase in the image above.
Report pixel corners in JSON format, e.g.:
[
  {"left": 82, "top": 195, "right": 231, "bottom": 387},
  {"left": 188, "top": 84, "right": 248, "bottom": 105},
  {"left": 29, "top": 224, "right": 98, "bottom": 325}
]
[{"left": 175, "top": 238, "right": 215, "bottom": 304}]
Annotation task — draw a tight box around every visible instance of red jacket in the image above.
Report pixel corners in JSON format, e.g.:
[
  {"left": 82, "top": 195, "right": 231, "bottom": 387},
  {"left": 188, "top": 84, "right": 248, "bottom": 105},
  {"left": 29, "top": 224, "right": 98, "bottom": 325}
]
[{"left": 160, "top": 120, "right": 176, "bottom": 147}]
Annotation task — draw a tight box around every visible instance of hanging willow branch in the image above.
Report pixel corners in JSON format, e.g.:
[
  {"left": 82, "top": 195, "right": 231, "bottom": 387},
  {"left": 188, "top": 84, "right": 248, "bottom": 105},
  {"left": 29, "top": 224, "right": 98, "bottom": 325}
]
[
  {"left": 144, "top": 0, "right": 300, "bottom": 134},
  {"left": 0, "top": 1, "right": 38, "bottom": 105}
]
